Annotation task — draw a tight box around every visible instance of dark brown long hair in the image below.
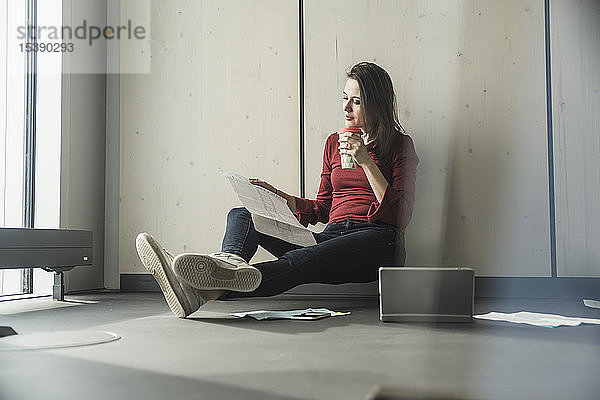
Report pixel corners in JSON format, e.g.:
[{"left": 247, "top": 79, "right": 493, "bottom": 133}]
[{"left": 346, "top": 62, "right": 405, "bottom": 160}]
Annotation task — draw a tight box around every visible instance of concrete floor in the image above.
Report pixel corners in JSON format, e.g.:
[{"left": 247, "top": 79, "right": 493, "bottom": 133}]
[{"left": 1, "top": 292, "right": 599, "bottom": 400}]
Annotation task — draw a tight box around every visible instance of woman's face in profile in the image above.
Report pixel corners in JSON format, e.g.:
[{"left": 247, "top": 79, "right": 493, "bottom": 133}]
[{"left": 343, "top": 78, "right": 363, "bottom": 129}]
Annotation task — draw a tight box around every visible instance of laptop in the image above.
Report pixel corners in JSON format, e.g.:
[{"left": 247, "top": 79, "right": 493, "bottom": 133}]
[{"left": 379, "top": 267, "right": 475, "bottom": 322}]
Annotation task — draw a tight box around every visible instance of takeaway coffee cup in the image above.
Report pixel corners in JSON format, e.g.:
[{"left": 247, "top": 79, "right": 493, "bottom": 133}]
[{"left": 339, "top": 127, "right": 362, "bottom": 169}]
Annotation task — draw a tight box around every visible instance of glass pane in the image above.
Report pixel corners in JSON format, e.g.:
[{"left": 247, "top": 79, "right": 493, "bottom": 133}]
[
  {"left": 33, "top": 0, "right": 62, "bottom": 295},
  {"left": 0, "top": 0, "right": 27, "bottom": 295}
]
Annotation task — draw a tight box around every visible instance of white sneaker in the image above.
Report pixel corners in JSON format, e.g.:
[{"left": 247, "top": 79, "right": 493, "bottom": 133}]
[
  {"left": 135, "top": 232, "right": 205, "bottom": 318},
  {"left": 173, "top": 252, "right": 262, "bottom": 292}
]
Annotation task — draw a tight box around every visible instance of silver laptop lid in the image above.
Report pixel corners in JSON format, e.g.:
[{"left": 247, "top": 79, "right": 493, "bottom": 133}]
[{"left": 379, "top": 267, "right": 475, "bottom": 322}]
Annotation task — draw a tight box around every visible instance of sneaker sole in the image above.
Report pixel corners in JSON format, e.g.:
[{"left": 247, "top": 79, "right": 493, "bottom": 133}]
[
  {"left": 135, "top": 233, "right": 189, "bottom": 318},
  {"left": 173, "top": 254, "right": 261, "bottom": 292}
]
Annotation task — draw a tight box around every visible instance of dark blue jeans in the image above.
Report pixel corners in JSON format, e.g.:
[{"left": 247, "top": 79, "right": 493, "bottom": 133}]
[{"left": 220, "top": 207, "right": 405, "bottom": 298}]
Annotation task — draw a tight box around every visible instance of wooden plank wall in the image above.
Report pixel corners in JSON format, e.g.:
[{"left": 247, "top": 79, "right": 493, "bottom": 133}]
[
  {"left": 119, "top": 0, "right": 598, "bottom": 281},
  {"left": 552, "top": 0, "right": 600, "bottom": 277},
  {"left": 303, "top": 0, "right": 550, "bottom": 276},
  {"left": 119, "top": 0, "right": 299, "bottom": 273}
]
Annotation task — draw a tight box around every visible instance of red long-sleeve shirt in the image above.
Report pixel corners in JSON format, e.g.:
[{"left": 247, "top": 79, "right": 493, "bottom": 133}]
[{"left": 294, "top": 131, "right": 419, "bottom": 232}]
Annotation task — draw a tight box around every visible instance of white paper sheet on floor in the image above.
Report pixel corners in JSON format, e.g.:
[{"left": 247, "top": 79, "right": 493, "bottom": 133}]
[
  {"left": 583, "top": 299, "right": 600, "bottom": 310},
  {"left": 230, "top": 308, "right": 350, "bottom": 321},
  {"left": 474, "top": 311, "right": 600, "bottom": 328}
]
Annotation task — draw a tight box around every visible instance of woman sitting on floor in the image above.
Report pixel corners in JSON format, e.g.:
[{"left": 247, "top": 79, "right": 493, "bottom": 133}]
[{"left": 136, "top": 61, "right": 419, "bottom": 318}]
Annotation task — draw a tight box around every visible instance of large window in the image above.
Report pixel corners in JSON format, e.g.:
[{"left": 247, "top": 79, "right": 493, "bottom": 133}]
[
  {"left": 1, "top": 0, "right": 60, "bottom": 297},
  {"left": 1, "top": 0, "right": 27, "bottom": 296}
]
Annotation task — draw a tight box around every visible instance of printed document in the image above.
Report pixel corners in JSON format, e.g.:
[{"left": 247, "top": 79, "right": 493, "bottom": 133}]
[
  {"left": 189, "top": 308, "right": 351, "bottom": 320},
  {"left": 474, "top": 311, "right": 600, "bottom": 328},
  {"left": 219, "top": 169, "right": 317, "bottom": 247},
  {"left": 230, "top": 308, "right": 350, "bottom": 321},
  {"left": 583, "top": 299, "right": 600, "bottom": 310}
]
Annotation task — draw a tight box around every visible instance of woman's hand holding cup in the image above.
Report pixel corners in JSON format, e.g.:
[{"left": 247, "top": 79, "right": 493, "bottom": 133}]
[{"left": 338, "top": 128, "right": 370, "bottom": 168}]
